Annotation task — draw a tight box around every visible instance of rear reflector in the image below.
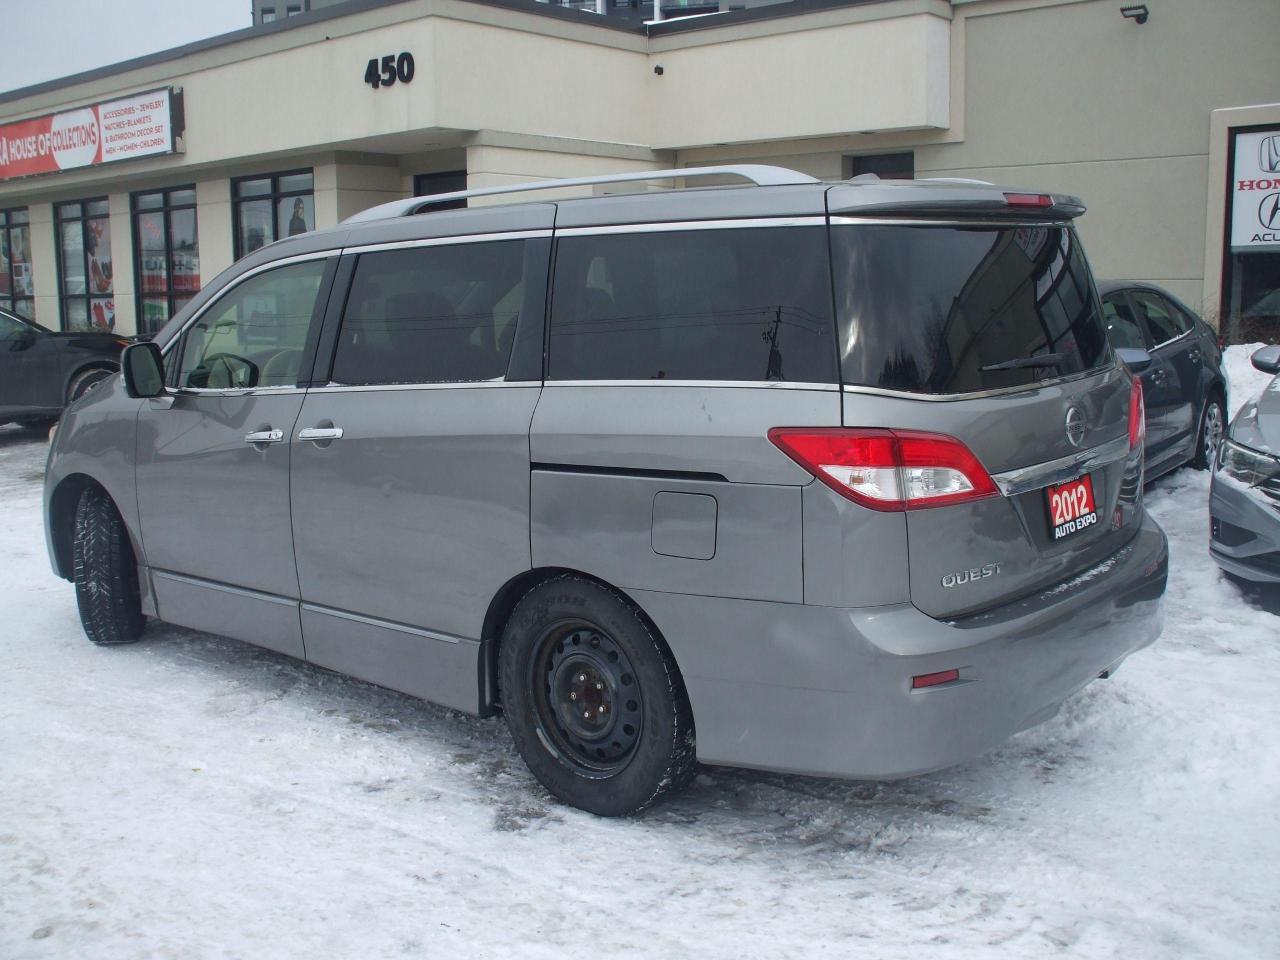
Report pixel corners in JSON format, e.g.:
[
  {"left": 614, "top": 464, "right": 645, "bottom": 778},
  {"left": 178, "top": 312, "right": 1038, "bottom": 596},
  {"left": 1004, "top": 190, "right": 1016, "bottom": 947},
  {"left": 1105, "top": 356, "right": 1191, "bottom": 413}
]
[
  {"left": 912, "top": 669, "right": 960, "bottom": 689},
  {"left": 1128, "top": 375, "right": 1146, "bottom": 450},
  {"left": 1003, "top": 192, "right": 1054, "bottom": 207},
  {"left": 768, "top": 428, "right": 999, "bottom": 511}
]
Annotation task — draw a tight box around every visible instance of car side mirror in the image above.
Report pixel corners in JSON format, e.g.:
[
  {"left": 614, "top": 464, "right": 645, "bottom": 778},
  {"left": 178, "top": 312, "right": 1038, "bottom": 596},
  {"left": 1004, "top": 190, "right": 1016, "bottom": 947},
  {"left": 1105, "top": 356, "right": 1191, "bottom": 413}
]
[
  {"left": 1251, "top": 345, "right": 1280, "bottom": 375},
  {"left": 122, "top": 342, "right": 166, "bottom": 399},
  {"left": 7, "top": 328, "right": 35, "bottom": 352},
  {"left": 1114, "top": 347, "right": 1152, "bottom": 374}
]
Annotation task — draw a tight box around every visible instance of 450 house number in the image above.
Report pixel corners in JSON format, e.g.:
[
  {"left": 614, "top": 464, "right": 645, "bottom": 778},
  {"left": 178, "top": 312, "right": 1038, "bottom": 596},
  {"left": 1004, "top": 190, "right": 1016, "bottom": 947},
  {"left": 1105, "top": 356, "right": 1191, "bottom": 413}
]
[{"left": 364, "top": 52, "right": 415, "bottom": 89}]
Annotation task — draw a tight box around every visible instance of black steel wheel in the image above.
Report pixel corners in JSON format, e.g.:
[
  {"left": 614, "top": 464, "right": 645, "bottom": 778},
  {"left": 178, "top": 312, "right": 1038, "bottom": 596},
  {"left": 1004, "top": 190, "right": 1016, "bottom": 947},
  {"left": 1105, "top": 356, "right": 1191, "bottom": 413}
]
[{"left": 499, "top": 576, "right": 696, "bottom": 816}]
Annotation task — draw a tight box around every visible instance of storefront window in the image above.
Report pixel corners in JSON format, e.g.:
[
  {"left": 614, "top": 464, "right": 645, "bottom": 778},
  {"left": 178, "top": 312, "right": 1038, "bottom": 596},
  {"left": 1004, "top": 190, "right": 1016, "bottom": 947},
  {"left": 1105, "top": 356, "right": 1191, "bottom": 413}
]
[
  {"left": 133, "top": 187, "right": 201, "bottom": 335},
  {"left": 0, "top": 208, "right": 35, "bottom": 320},
  {"left": 1225, "top": 127, "right": 1280, "bottom": 342},
  {"left": 413, "top": 170, "right": 467, "bottom": 211},
  {"left": 56, "top": 199, "right": 114, "bottom": 331},
  {"left": 233, "top": 170, "right": 314, "bottom": 259}
]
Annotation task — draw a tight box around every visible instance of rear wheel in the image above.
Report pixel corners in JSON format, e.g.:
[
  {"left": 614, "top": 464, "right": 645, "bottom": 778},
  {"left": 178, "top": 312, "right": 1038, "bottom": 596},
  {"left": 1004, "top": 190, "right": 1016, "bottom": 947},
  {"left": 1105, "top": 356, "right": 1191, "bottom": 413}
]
[
  {"left": 66, "top": 367, "right": 113, "bottom": 406},
  {"left": 1193, "top": 392, "right": 1226, "bottom": 470},
  {"left": 72, "top": 487, "right": 146, "bottom": 645},
  {"left": 498, "top": 576, "right": 696, "bottom": 816}
]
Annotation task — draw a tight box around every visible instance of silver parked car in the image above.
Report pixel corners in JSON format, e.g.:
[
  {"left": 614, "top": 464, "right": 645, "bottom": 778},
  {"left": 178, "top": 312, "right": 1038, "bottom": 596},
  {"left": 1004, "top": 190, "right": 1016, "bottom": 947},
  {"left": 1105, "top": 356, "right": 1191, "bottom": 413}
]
[
  {"left": 1210, "top": 345, "right": 1280, "bottom": 582},
  {"left": 44, "top": 167, "right": 1168, "bottom": 815}
]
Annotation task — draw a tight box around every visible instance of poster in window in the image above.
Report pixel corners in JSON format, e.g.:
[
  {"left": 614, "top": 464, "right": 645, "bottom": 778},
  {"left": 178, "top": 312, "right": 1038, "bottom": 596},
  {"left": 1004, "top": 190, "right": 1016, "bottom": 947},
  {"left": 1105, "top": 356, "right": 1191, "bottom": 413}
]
[{"left": 88, "top": 219, "right": 113, "bottom": 295}]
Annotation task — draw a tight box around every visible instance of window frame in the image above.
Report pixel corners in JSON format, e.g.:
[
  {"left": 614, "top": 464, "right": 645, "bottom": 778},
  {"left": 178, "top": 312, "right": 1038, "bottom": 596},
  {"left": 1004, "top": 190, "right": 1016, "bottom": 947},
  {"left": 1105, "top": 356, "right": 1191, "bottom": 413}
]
[
  {"left": 1126, "top": 288, "right": 1192, "bottom": 351},
  {"left": 412, "top": 171, "right": 468, "bottom": 212},
  {"left": 319, "top": 234, "right": 548, "bottom": 388},
  {"left": 131, "top": 186, "right": 200, "bottom": 336},
  {"left": 54, "top": 197, "right": 113, "bottom": 332},
  {"left": 545, "top": 218, "right": 841, "bottom": 387},
  {"left": 163, "top": 251, "right": 337, "bottom": 394},
  {"left": 231, "top": 169, "right": 315, "bottom": 260},
  {"left": 1101, "top": 292, "right": 1153, "bottom": 351},
  {"left": 0, "top": 207, "right": 35, "bottom": 320}
]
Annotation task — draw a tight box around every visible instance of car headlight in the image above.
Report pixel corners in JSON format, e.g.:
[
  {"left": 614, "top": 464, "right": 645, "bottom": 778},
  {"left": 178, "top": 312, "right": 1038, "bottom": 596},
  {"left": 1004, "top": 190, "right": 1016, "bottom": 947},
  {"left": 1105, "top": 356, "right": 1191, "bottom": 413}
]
[{"left": 1217, "top": 438, "right": 1280, "bottom": 487}]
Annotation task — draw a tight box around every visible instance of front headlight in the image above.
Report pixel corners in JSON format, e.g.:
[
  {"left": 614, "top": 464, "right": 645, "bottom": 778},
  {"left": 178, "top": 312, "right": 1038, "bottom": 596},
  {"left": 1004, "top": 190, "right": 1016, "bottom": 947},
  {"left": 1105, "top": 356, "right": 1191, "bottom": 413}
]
[{"left": 1217, "top": 438, "right": 1280, "bottom": 486}]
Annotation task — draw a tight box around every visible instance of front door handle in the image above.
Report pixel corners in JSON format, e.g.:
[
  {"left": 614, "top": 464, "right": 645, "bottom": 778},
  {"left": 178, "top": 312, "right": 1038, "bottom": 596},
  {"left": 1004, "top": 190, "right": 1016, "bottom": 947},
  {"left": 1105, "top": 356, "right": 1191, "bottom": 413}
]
[
  {"left": 244, "top": 428, "right": 284, "bottom": 444},
  {"left": 297, "top": 426, "right": 344, "bottom": 442}
]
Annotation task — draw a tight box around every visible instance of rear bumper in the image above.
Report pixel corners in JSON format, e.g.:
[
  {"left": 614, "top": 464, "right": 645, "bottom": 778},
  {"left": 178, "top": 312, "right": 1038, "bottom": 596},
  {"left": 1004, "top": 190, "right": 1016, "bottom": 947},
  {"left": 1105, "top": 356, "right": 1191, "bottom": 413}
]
[
  {"left": 638, "top": 512, "right": 1167, "bottom": 780},
  {"left": 1208, "top": 473, "right": 1280, "bottom": 583}
]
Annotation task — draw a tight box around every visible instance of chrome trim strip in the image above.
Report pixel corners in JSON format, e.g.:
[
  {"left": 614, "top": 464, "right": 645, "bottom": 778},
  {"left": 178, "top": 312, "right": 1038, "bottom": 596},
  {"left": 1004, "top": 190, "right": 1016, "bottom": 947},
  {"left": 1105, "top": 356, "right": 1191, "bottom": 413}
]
[
  {"left": 1150, "top": 328, "right": 1194, "bottom": 352},
  {"left": 341, "top": 228, "right": 553, "bottom": 256},
  {"left": 152, "top": 570, "right": 297, "bottom": 607},
  {"left": 991, "top": 434, "right": 1133, "bottom": 497},
  {"left": 842, "top": 363, "right": 1120, "bottom": 403},
  {"left": 308, "top": 379, "right": 529, "bottom": 393},
  {"left": 544, "top": 379, "right": 839, "bottom": 391},
  {"left": 830, "top": 216, "right": 1072, "bottom": 228},
  {"left": 168, "top": 384, "right": 305, "bottom": 398},
  {"left": 158, "top": 249, "right": 337, "bottom": 358},
  {"left": 555, "top": 217, "right": 826, "bottom": 237},
  {"left": 300, "top": 602, "right": 471, "bottom": 645}
]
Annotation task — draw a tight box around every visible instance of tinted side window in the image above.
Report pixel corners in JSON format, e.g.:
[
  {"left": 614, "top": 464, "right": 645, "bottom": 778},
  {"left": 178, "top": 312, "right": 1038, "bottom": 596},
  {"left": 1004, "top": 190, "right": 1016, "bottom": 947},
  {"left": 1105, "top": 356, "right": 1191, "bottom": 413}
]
[
  {"left": 178, "top": 258, "right": 327, "bottom": 389},
  {"left": 1102, "top": 295, "right": 1148, "bottom": 349},
  {"left": 331, "top": 240, "right": 526, "bottom": 385},
  {"left": 548, "top": 227, "right": 836, "bottom": 383},
  {"left": 1131, "top": 291, "right": 1189, "bottom": 344}
]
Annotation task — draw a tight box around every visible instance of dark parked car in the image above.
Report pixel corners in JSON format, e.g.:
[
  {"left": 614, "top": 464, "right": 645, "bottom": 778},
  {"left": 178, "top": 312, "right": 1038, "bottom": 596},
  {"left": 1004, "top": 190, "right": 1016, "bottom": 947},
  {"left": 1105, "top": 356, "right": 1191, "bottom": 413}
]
[
  {"left": 0, "top": 307, "right": 129, "bottom": 429},
  {"left": 1210, "top": 345, "right": 1280, "bottom": 582},
  {"left": 1098, "top": 280, "right": 1226, "bottom": 478}
]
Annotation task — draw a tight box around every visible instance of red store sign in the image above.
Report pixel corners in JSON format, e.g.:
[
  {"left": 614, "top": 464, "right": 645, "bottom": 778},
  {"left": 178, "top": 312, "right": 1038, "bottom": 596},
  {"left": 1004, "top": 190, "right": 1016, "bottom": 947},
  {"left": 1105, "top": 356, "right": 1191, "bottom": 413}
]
[{"left": 0, "top": 88, "right": 181, "bottom": 182}]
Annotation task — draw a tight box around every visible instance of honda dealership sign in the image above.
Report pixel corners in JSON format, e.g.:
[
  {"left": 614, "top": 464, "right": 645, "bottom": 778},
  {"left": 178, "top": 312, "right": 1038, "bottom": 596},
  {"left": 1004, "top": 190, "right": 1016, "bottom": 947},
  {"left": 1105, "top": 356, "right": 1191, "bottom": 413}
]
[
  {"left": 1231, "top": 128, "right": 1280, "bottom": 250},
  {"left": 0, "top": 88, "right": 180, "bottom": 182}
]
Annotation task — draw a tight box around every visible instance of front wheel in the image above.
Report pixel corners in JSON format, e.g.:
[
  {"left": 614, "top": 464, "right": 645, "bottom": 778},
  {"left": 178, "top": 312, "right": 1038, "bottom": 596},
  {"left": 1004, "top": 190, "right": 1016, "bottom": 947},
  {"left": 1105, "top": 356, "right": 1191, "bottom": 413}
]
[
  {"left": 72, "top": 487, "right": 146, "bottom": 645},
  {"left": 1193, "top": 393, "right": 1226, "bottom": 470},
  {"left": 498, "top": 576, "right": 696, "bottom": 816}
]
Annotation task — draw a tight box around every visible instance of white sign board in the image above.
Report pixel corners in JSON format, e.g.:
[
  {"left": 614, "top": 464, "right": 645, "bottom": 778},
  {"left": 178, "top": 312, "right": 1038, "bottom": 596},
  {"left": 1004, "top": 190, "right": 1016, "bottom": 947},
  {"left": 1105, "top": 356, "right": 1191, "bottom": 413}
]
[{"left": 1231, "top": 128, "right": 1280, "bottom": 251}]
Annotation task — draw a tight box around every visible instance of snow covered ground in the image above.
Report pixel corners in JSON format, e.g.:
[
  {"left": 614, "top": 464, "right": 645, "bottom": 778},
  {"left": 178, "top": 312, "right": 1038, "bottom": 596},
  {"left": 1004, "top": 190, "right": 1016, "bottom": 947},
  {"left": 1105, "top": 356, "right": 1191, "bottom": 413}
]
[{"left": 3, "top": 350, "right": 1278, "bottom": 960}]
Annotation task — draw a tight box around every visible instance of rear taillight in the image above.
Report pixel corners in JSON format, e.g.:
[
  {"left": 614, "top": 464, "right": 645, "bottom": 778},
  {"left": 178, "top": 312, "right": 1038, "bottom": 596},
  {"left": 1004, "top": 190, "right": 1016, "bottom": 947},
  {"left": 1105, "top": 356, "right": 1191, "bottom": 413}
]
[
  {"left": 768, "top": 428, "right": 999, "bottom": 511},
  {"left": 1003, "top": 192, "right": 1053, "bottom": 208},
  {"left": 1128, "top": 376, "right": 1145, "bottom": 450}
]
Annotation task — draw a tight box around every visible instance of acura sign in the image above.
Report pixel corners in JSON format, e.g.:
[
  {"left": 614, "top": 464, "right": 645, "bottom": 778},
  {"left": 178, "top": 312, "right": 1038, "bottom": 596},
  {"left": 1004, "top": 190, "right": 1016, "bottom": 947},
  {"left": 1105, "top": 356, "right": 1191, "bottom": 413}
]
[{"left": 1232, "top": 129, "right": 1280, "bottom": 250}]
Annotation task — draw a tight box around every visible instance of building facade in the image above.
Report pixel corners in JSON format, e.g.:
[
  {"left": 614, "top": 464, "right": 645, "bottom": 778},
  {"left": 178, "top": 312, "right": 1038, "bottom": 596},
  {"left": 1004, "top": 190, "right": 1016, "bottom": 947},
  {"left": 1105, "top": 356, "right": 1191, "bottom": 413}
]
[{"left": 1, "top": 0, "right": 1276, "bottom": 339}]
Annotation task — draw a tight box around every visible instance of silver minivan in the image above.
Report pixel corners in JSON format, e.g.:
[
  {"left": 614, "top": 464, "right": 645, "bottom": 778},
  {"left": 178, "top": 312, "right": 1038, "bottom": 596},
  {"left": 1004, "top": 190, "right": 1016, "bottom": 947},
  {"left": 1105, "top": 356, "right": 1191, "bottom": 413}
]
[{"left": 45, "top": 166, "right": 1168, "bottom": 815}]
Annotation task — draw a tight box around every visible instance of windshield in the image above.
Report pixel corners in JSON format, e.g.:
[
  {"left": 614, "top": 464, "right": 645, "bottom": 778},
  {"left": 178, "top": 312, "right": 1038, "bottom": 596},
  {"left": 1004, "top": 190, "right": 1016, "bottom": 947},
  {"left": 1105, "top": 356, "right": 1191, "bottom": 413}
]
[{"left": 832, "top": 224, "right": 1110, "bottom": 395}]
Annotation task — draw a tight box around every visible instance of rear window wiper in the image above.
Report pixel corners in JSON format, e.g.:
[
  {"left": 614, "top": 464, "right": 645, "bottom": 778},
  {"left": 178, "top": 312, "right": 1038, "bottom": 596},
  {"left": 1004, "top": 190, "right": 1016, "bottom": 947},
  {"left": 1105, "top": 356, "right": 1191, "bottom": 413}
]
[{"left": 980, "top": 352, "right": 1068, "bottom": 372}]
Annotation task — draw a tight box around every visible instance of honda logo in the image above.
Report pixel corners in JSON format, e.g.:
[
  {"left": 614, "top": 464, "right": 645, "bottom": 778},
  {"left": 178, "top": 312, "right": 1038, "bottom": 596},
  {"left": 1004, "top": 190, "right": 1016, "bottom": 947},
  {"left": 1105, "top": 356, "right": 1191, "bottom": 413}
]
[
  {"left": 1262, "top": 136, "right": 1280, "bottom": 174},
  {"left": 1065, "top": 406, "right": 1087, "bottom": 448}
]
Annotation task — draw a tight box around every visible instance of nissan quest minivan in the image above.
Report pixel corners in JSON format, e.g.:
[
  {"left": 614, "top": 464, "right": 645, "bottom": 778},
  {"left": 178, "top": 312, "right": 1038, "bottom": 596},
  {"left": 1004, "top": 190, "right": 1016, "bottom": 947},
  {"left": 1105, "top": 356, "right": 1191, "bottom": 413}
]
[{"left": 44, "top": 167, "right": 1168, "bottom": 815}]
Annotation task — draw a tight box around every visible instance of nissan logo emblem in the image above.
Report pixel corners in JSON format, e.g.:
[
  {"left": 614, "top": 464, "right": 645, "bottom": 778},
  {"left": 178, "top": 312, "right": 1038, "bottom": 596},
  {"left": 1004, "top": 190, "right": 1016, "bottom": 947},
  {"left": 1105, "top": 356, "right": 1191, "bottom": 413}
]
[
  {"left": 1260, "top": 192, "right": 1280, "bottom": 231},
  {"left": 1065, "top": 406, "right": 1087, "bottom": 447}
]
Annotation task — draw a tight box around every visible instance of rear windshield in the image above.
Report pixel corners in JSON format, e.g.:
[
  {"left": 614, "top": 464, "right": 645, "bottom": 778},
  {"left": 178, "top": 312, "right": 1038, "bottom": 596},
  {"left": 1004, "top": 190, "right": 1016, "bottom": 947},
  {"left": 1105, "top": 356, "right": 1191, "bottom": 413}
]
[{"left": 831, "top": 224, "right": 1110, "bottom": 395}]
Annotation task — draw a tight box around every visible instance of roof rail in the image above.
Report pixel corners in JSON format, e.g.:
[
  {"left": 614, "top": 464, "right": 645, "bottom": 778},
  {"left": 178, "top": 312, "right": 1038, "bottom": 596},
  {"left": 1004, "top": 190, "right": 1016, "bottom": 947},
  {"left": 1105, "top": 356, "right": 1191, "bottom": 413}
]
[{"left": 341, "top": 164, "right": 820, "bottom": 224}]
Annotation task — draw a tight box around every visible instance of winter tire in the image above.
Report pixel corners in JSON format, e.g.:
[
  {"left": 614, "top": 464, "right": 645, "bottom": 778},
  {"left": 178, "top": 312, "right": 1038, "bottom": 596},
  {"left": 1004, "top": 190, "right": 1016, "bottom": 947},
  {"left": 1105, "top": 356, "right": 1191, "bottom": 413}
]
[
  {"left": 66, "top": 367, "right": 113, "bottom": 406},
  {"left": 1193, "top": 392, "right": 1226, "bottom": 470},
  {"left": 498, "top": 576, "right": 696, "bottom": 816},
  {"left": 72, "top": 487, "right": 146, "bottom": 646}
]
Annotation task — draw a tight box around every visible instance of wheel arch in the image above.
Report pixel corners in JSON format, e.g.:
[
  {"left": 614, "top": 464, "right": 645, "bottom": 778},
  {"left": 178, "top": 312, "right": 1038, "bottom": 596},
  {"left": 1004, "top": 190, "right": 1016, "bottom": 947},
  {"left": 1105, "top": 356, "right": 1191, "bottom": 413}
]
[
  {"left": 48, "top": 472, "right": 111, "bottom": 580},
  {"left": 62, "top": 361, "right": 120, "bottom": 406},
  {"left": 478, "top": 566, "right": 684, "bottom": 718}
]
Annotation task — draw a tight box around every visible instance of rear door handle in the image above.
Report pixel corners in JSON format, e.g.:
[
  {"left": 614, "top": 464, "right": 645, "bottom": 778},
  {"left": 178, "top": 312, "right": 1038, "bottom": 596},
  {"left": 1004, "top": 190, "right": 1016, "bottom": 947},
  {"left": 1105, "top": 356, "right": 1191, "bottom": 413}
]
[
  {"left": 244, "top": 429, "right": 284, "bottom": 444},
  {"left": 297, "top": 426, "right": 344, "bottom": 442}
]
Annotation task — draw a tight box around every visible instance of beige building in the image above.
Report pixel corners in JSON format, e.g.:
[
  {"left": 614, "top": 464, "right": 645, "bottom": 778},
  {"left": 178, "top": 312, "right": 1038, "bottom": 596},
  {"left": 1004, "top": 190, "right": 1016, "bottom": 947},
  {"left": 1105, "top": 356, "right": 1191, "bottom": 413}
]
[{"left": 0, "top": 0, "right": 1276, "bottom": 337}]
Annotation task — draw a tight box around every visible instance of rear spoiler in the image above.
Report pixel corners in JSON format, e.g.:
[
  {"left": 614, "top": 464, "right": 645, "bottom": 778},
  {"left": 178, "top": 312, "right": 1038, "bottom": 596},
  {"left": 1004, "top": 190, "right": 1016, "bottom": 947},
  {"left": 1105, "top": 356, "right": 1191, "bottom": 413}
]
[{"left": 827, "top": 181, "right": 1086, "bottom": 221}]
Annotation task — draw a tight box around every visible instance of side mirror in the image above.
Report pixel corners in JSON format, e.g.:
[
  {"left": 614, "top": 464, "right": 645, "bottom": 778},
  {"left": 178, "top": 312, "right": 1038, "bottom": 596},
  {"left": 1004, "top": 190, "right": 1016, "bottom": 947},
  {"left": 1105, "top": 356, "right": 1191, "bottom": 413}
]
[
  {"left": 122, "top": 342, "right": 165, "bottom": 399},
  {"left": 1114, "top": 347, "right": 1152, "bottom": 374},
  {"left": 7, "top": 328, "right": 35, "bottom": 352},
  {"left": 1251, "top": 345, "right": 1280, "bottom": 375}
]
